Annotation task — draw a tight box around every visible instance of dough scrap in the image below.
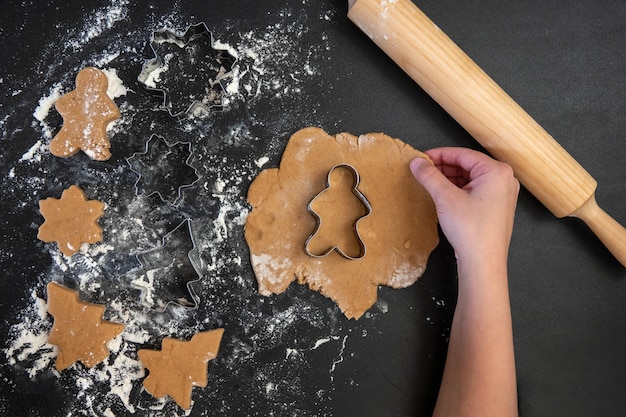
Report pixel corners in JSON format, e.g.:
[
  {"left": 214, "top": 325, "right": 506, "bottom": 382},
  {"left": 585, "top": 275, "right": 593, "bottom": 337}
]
[
  {"left": 245, "top": 127, "right": 439, "bottom": 319},
  {"left": 137, "top": 329, "right": 224, "bottom": 410},
  {"left": 38, "top": 185, "right": 105, "bottom": 256},
  {"left": 46, "top": 282, "right": 125, "bottom": 371},
  {"left": 50, "top": 67, "right": 120, "bottom": 160}
]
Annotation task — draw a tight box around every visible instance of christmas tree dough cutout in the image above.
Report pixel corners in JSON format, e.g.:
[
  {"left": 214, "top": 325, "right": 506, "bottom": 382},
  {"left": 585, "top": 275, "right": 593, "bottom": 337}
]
[
  {"left": 50, "top": 66, "right": 120, "bottom": 160},
  {"left": 46, "top": 282, "right": 124, "bottom": 371},
  {"left": 38, "top": 185, "right": 105, "bottom": 256},
  {"left": 305, "top": 164, "right": 371, "bottom": 259},
  {"left": 138, "top": 329, "right": 224, "bottom": 409}
]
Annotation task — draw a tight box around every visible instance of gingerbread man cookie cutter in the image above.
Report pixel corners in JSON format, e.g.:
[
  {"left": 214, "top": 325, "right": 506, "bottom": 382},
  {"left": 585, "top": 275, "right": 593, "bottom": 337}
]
[
  {"left": 137, "top": 22, "right": 236, "bottom": 117},
  {"left": 304, "top": 164, "right": 372, "bottom": 260}
]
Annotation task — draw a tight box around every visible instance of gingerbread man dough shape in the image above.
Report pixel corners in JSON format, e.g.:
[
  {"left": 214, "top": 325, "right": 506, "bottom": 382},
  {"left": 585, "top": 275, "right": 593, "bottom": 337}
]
[{"left": 50, "top": 67, "right": 121, "bottom": 160}]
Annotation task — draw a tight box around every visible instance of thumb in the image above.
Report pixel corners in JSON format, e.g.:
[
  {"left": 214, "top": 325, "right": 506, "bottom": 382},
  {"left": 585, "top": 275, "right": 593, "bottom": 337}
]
[{"left": 409, "top": 157, "right": 456, "bottom": 204}]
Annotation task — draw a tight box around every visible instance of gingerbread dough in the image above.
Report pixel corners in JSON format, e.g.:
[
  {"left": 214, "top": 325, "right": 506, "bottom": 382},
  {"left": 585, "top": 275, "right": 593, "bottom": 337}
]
[
  {"left": 38, "top": 185, "right": 105, "bottom": 256},
  {"left": 245, "top": 127, "right": 439, "bottom": 319},
  {"left": 50, "top": 67, "right": 120, "bottom": 160},
  {"left": 138, "top": 329, "right": 224, "bottom": 409},
  {"left": 46, "top": 282, "right": 124, "bottom": 371}
]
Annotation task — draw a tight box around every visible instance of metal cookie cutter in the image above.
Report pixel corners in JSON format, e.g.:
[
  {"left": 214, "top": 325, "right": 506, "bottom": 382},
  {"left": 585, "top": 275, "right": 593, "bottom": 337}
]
[
  {"left": 127, "top": 134, "right": 199, "bottom": 206},
  {"left": 137, "top": 22, "right": 236, "bottom": 117},
  {"left": 304, "top": 164, "right": 372, "bottom": 260},
  {"left": 125, "top": 219, "right": 201, "bottom": 312}
]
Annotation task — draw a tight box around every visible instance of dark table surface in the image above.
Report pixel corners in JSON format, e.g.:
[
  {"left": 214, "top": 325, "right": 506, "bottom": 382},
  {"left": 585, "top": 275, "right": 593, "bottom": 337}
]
[{"left": 1, "top": 1, "right": 624, "bottom": 416}]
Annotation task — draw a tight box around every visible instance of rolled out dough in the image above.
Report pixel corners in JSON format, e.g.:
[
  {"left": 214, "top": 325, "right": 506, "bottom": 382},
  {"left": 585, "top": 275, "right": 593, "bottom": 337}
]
[{"left": 245, "top": 127, "right": 439, "bottom": 319}]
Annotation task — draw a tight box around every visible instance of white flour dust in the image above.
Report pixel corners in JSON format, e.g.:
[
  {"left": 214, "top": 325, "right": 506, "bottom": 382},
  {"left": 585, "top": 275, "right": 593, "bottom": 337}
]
[
  {"left": 215, "top": 9, "right": 331, "bottom": 108},
  {"left": 4, "top": 290, "right": 56, "bottom": 379},
  {"left": 64, "top": 0, "right": 131, "bottom": 52}
]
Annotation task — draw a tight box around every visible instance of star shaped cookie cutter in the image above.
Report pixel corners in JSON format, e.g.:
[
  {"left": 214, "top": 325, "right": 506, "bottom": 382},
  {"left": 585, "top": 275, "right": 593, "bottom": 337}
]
[
  {"left": 127, "top": 134, "right": 199, "bottom": 206},
  {"left": 304, "top": 164, "right": 372, "bottom": 260},
  {"left": 137, "top": 22, "right": 236, "bottom": 117}
]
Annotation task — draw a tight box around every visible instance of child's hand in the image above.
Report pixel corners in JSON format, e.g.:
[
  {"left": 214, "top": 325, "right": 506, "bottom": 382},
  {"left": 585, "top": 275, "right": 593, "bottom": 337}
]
[{"left": 410, "top": 147, "right": 519, "bottom": 267}]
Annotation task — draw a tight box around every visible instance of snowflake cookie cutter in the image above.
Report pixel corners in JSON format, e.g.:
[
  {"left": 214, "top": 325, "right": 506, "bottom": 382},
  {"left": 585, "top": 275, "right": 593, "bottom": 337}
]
[
  {"left": 127, "top": 134, "right": 199, "bottom": 206},
  {"left": 304, "top": 164, "right": 372, "bottom": 260},
  {"left": 126, "top": 219, "right": 202, "bottom": 312},
  {"left": 137, "top": 22, "right": 237, "bottom": 117}
]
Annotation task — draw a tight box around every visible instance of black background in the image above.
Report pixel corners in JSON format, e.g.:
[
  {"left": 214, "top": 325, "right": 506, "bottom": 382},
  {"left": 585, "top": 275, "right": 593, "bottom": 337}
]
[{"left": 0, "top": 0, "right": 624, "bottom": 416}]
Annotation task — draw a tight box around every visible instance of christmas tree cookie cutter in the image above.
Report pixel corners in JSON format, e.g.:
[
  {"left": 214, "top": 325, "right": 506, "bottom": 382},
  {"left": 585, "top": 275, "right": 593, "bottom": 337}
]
[
  {"left": 304, "top": 164, "right": 372, "bottom": 260},
  {"left": 125, "top": 219, "right": 202, "bottom": 312},
  {"left": 137, "top": 22, "right": 236, "bottom": 117}
]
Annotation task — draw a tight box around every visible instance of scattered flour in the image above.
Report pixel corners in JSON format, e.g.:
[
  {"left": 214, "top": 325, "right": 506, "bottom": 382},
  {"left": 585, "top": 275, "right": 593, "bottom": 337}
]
[
  {"left": 254, "top": 156, "right": 269, "bottom": 168},
  {"left": 139, "top": 53, "right": 172, "bottom": 89},
  {"left": 329, "top": 335, "right": 348, "bottom": 383},
  {"left": 33, "top": 83, "right": 64, "bottom": 123},
  {"left": 4, "top": 291, "right": 56, "bottom": 379},
  {"left": 19, "top": 140, "right": 46, "bottom": 162},
  {"left": 216, "top": 18, "right": 328, "bottom": 107},
  {"left": 101, "top": 68, "right": 128, "bottom": 99},
  {"left": 64, "top": 0, "right": 130, "bottom": 52}
]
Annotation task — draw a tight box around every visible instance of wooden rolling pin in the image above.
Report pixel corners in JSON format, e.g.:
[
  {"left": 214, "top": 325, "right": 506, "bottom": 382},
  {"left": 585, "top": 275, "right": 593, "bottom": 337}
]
[{"left": 347, "top": 0, "right": 626, "bottom": 267}]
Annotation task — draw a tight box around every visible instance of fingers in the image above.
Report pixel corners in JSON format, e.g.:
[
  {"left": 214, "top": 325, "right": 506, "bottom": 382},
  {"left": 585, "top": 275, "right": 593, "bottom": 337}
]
[
  {"left": 426, "top": 147, "right": 516, "bottom": 186},
  {"left": 424, "top": 147, "right": 492, "bottom": 181},
  {"left": 412, "top": 147, "right": 518, "bottom": 195},
  {"left": 424, "top": 147, "right": 485, "bottom": 168},
  {"left": 411, "top": 148, "right": 519, "bottom": 263},
  {"left": 410, "top": 157, "right": 458, "bottom": 203}
]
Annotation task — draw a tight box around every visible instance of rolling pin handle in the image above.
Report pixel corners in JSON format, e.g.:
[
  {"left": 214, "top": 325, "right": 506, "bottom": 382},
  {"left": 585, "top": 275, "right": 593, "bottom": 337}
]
[{"left": 573, "top": 195, "right": 626, "bottom": 267}]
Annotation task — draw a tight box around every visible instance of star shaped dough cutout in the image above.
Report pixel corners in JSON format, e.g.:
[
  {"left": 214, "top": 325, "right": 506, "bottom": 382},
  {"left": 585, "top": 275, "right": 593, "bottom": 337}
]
[
  {"left": 50, "top": 66, "right": 120, "bottom": 160},
  {"left": 46, "top": 282, "right": 124, "bottom": 371},
  {"left": 38, "top": 185, "right": 105, "bottom": 256},
  {"left": 138, "top": 329, "right": 224, "bottom": 410}
]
